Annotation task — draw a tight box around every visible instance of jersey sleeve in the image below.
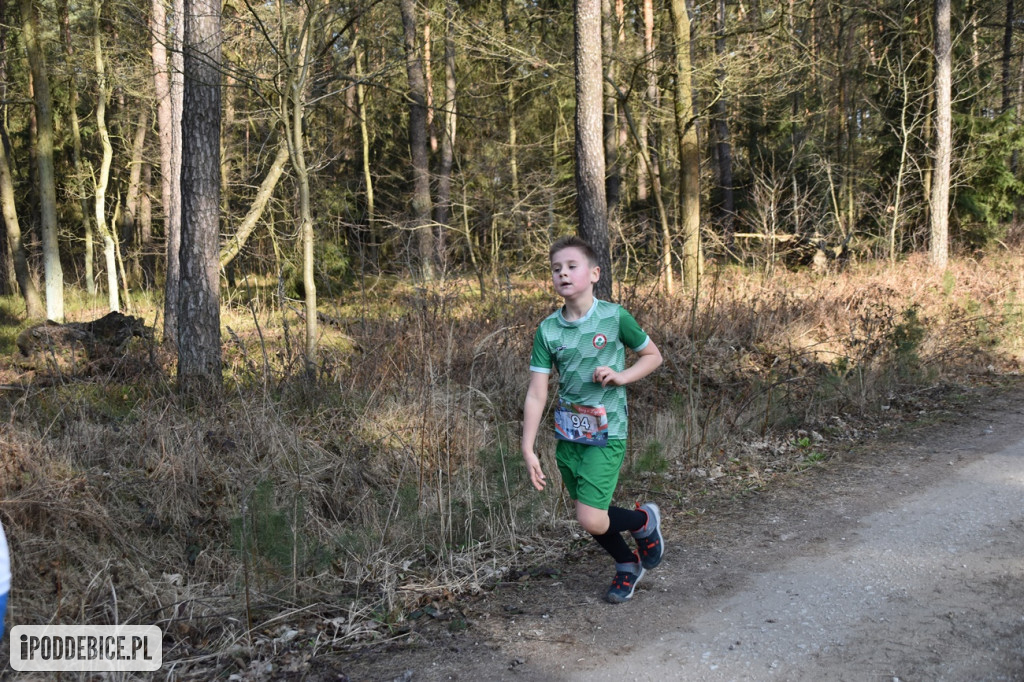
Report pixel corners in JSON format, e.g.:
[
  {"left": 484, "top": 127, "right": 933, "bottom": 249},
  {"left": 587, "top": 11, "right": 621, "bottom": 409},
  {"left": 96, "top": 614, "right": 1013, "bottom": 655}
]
[
  {"left": 618, "top": 306, "right": 650, "bottom": 352},
  {"left": 529, "top": 325, "right": 553, "bottom": 374}
]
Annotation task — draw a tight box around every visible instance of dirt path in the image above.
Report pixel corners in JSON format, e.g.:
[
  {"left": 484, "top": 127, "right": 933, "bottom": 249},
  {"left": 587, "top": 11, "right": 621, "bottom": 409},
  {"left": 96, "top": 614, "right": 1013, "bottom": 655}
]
[{"left": 339, "top": 385, "right": 1024, "bottom": 682}]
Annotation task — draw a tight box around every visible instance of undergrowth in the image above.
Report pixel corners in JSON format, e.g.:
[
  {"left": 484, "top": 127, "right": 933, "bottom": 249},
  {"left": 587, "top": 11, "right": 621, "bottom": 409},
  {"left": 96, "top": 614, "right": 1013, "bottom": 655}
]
[{"left": 0, "top": 251, "right": 1021, "bottom": 676}]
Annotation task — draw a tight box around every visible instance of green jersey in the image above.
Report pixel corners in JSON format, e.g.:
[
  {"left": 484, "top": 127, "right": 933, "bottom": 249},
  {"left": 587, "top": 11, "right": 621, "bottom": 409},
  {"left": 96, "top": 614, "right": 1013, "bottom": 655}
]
[{"left": 529, "top": 299, "right": 650, "bottom": 441}]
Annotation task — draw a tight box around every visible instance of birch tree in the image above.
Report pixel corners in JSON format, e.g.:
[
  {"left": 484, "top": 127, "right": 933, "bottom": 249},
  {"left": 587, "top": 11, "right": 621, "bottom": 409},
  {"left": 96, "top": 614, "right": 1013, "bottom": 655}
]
[{"left": 93, "top": 0, "right": 121, "bottom": 312}]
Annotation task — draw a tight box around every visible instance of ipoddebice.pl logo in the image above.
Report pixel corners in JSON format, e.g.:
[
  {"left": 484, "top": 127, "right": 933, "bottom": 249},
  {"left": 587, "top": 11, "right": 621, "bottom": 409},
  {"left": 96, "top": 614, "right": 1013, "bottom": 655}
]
[{"left": 10, "top": 625, "right": 162, "bottom": 672}]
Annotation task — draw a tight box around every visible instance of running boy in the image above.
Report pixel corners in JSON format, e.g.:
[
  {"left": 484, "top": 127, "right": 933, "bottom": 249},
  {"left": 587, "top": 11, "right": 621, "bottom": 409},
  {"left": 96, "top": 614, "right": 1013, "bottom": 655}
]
[{"left": 521, "top": 236, "right": 664, "bottom": 603}]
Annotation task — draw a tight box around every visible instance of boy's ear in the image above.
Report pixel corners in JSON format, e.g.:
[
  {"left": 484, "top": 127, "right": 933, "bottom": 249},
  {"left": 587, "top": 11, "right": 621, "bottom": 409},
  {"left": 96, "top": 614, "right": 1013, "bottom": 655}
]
[{"left": 590, "top": 264, "right": 600, "bottom": 283}]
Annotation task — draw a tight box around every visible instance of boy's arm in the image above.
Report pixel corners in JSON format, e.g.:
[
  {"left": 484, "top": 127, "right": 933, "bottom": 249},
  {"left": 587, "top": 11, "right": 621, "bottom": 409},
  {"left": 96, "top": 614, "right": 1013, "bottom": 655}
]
[
  {"left": 593, "top": 339, "right": 663, "bottom": 388},
  {"left": 521, "top": 371, "right": 550, "bottom": 491}
]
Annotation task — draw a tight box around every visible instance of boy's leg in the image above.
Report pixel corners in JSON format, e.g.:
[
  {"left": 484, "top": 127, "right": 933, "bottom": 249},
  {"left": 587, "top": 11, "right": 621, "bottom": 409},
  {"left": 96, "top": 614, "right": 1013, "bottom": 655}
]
[
  {"left": 579, "top": 501, "right": 645, "bottom": 603},
  {"left": 559, "top": 440, "right": 651, "bottom": 603},
  {"left": 557, "top": 439, "right": 665, "bottom": 574},
  {"left": 577, "top": 502, "right": 635, "bottom": 563},
  {"left": 632, "top": 502, "right": 664, "bottom": 569}
]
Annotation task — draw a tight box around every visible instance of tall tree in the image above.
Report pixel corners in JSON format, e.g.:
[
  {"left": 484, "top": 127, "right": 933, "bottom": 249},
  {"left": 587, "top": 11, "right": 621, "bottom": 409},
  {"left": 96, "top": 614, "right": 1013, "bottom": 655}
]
[
  {"left": 575, "top": 0, "right": 612, "bottom": 299},
  {"left": 354, "top": 24, "right": 375, "bottom": 239},
  {"left": 153, "top": 0, "right": 183, "bottom": 345},
  {"left": 0, "top": 2, "right": 12, "bottom": 296},
  {"left": 930, "top": 0, "right": 951, "bottom": 269},
  {"left": 1001, "top": 0, "right": 1018, "bottom": 175},
  {"left": 501, "top": 0, "right": 522, "bottom": 252},
  {"left": 122, "top": 109, "right": 149, "bottom": 283},
  {"left": 177, "top": 0, "right": 222, "bottom": 393},
  {"left": 0, "top": 126, "right": 44, "bottom": 318},
  {"left": 281, "top": 0, "right": 318, "bottom": 370},
  {"left": 400, "top": 0, "right": 435, "bottom": 280},
  {"left": 93, "top": 0, "right": 121, "bottom": 312},
  {"left": 432, "top": 0, "right": 457, "bottom": 272},
  {"left": 20, "top": 0, "right": 64, "bottom": 321},
  {"left": 61, "top": 0, "right": 96, "bottom": 297},
  {"left": 602, "top": 0, "right": 622, "bottom": 212},
  {"left": 712, "top": 0, "right": 734, "bottom": 240},
  {"left": 669, "top": 0, "right": 701, "bottom": 291}
]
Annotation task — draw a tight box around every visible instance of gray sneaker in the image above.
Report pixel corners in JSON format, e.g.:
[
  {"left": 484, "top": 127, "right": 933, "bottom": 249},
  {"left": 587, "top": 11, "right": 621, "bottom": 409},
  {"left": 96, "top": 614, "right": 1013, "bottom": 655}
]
[
  {"left": 605, "top": 553, "right": 645, "bottom": 604},
  {"left": 632, "top": 502, "right": 664, "bottom": 570}
]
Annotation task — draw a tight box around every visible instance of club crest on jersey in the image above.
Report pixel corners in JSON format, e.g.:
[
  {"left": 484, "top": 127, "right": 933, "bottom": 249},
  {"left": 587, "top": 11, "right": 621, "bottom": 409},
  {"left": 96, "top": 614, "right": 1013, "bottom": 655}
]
[{"left": 592, "top": 333, "right": 608, "bottom": 349}]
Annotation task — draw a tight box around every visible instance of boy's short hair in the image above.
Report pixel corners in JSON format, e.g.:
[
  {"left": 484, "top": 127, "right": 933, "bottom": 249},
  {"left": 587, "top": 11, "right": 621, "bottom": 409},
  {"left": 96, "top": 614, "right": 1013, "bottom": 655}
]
[{"left": 549, "top": 235, "right": 598, "bottom": 266}]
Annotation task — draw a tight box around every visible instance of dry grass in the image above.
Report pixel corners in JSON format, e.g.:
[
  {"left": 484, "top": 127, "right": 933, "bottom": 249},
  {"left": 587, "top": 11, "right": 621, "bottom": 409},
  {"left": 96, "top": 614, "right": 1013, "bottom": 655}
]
[{"left": 0, "top": 250, "right": 1022, "bottom": 676}]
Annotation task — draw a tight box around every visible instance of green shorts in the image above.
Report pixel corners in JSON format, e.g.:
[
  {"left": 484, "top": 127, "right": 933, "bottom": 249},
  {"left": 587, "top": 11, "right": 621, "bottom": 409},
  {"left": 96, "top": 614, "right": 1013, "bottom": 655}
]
[{"left": 555, "top": 439, "right": 627, "bottom": 510}]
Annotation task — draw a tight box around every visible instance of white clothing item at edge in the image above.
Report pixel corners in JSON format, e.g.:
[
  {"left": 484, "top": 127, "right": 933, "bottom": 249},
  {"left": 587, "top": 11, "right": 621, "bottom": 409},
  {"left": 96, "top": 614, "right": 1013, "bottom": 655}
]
[{"left": 0, "top": 519, "right": 10, "bottom": 594}]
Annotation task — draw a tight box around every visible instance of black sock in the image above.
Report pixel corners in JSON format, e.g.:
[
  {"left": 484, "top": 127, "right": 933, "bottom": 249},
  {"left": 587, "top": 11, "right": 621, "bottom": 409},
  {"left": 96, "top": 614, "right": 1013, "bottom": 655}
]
[
  {"left": 607, "top": 505, "right": 646, "bottom": 534},
  {"left": 591, "top": 530, "right": 636, "bottom": 564}
]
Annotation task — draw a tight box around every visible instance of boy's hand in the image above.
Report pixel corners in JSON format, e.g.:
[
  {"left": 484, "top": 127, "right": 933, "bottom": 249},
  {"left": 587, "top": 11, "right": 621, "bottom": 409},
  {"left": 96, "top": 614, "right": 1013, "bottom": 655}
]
[
  {"left": 522, "top": 451, "right": 546, "bottom": 491},
  {"left": 593, "top": 366, "right": 623, "bottom": 387}
]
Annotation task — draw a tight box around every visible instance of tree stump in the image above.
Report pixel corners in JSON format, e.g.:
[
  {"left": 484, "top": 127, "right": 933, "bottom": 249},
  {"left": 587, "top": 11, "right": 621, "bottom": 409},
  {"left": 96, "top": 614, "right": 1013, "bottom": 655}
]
[{"left": 16, "top": 311, "right": 155, "bottom": 374}]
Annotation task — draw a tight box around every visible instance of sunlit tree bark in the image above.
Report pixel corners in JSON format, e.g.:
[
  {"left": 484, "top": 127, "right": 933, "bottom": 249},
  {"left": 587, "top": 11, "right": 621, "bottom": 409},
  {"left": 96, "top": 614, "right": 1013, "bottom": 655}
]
[
  {"left": 669, "top": 0, "right": 701, "bottom": 291},
  {"left": 929, "top": 0, "right": 951, "bottom": 269},
  {"left": 19, "top": 0, "right": 64, "bottom": 321},
  {"left": 0, "top": 126, "right": 43, "bottom": 318},
  {"left": 218, "top": 141, "right": 289, "bottom": 269},
  {"left": 575, "top": 0, "right": 612, "bottom": 299},
  {"left": 60, "top": 0, "right": 96, "bottom": 297},
  {"left": 354, "top": 25, "right": 375, "bottom": 239},
  {"left": 93, "top": 0, "right": 120, "bottom": 312}
]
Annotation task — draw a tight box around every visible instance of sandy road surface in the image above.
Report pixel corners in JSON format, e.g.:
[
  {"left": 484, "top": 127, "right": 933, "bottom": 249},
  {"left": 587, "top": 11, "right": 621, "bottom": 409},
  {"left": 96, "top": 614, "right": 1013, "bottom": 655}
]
[
  {"left": 561, "top": 428, "right": 1024, "bottom": 681},
  {"left": 343, "top": 389, "right": 1024, "bottom": 682}
]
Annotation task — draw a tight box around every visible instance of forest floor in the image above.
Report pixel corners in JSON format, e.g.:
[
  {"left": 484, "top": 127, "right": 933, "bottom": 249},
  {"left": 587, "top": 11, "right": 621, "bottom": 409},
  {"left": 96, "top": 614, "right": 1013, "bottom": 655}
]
[{"left": 311, "top": 376, "right": 1024, "bottom": 682}]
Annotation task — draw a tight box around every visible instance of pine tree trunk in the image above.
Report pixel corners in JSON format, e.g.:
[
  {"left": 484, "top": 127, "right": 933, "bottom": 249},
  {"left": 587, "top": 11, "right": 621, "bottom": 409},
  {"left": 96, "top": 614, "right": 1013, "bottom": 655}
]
[
  {"left": 575, "top": 0, "right": 612, "bottom": 299},
  {"left": 154, "top": 0, "right": 184, "bottom": 347},
  {"left": 400, "top": 0, "right": 435, "bottom": 281},
  {"left": 602, "top": 0, "right": 621, "bottom": 212},
  {"left": 178, "top": 0, "right": 222, "bottom": 394}
]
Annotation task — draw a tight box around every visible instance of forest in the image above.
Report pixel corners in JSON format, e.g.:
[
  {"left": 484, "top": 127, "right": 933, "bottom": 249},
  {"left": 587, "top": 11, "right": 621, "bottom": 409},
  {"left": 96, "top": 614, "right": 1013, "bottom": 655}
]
[{"left": 0, "top": 0, "right": 1023, "bottom": 675}]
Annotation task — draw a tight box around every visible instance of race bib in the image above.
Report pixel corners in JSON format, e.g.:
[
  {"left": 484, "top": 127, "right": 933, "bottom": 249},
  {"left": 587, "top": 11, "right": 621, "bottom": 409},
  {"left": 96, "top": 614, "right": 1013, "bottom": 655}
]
[{"left": 554, "top": 400, "right": 609, "bottom": 446}]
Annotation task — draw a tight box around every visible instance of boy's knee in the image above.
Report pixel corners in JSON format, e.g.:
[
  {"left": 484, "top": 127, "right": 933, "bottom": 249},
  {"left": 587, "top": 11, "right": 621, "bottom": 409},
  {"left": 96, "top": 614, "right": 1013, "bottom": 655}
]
[{"left": 577, "top": 509, "right": 610, "bottom": 535}]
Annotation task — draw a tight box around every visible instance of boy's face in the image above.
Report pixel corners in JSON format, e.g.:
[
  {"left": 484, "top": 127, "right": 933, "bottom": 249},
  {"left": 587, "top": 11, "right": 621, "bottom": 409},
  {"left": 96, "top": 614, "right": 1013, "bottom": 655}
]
[{"left": 550, "top": 246, "right": 599, "bottom": 301}]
